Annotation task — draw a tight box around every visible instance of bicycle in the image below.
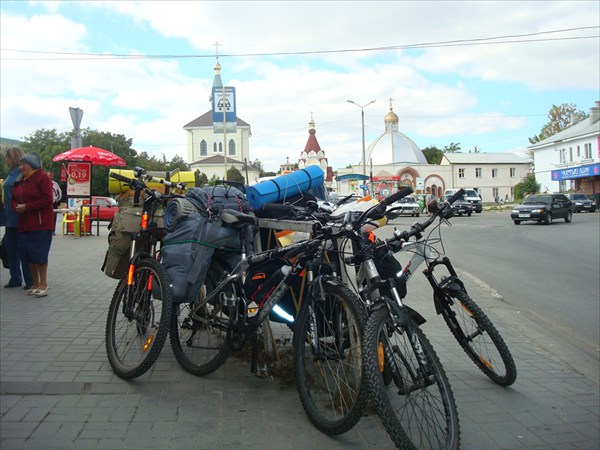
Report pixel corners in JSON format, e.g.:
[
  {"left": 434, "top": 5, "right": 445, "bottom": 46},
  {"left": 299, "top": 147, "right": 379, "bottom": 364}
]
[
  {"left": 384, "top": 189, "right": 517, "bottom": 387},
  {"left": 169, "top": 205, "right": 370, "bottom": 435},
  {"left": 325, "top": 188, "right": 460, "bottom": 449},
  {"left": 105, "top": 168, "right": 186, "bottom": 379}
]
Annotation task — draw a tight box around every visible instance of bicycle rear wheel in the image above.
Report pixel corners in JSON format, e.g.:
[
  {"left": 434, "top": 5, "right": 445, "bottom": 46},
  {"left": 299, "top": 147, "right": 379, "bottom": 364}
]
[
  {"left": 105, "top": 257, "right": 173, "bottom": 379},
  {"left": 170, "top": 259, "right": 232, "bottom": 376},
  {"left": 439, "top": 285, "right": 517, "bottom": 386},
  {"left": 364, "top": 306, "right": 460, "bottom": 450},
  {"left": 293, "top": 278, "right": 368, "bottom": 435}
]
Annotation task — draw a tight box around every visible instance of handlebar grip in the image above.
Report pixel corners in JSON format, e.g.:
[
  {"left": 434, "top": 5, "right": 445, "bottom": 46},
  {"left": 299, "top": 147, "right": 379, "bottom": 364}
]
[
  {"left": 381, "top": 186, "right": 414, "bottom": 206},
  {"left": 109, "top": 172, "right": 133, "bottom": 184},
  {"left": 446, "top": 189, "right": 465, "bottom": 204}
]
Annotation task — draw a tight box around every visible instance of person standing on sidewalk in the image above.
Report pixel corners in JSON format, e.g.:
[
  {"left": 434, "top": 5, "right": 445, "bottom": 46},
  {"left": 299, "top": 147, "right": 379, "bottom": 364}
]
[
  {"left": 11, "top": 153, "right": 53, "bottom": 297},
  {"left": 1, "top": 147, "right": 33, "bottom": 290}
]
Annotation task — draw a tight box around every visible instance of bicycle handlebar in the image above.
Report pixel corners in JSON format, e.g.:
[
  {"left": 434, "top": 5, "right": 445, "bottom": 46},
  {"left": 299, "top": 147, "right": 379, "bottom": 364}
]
[
  {"left": 109, "top": 170, "right": 187, "bottom": 192},
  {"left": 387, "top": 188, "right": 465, "bottom": 245}
]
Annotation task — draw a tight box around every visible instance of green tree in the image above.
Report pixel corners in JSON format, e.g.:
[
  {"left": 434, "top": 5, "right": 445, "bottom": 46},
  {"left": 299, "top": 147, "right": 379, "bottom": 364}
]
[
  {"left": 528, "top": 103, "right": 588, "bottom": 144},
  {"left": 513, "top": 173, "right": 540, "bottom": 200},
  {"left": 422, "top": 146, "right": 443, "bottom": 164},
  {"left": 194, "top": 169, "right": 208, "bottom": 187},
  {"left": 226, "top": 166, "right": 245, "bottom": 184},
  {"left": 443, "top": 142, "right": 462, "bottom": 153}
]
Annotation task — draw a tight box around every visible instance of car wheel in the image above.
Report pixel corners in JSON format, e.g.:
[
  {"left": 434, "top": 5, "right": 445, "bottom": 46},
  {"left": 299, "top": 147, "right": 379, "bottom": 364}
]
[
  {"left": 513, "top": 220, "right": 521, "bottom": 225},
  {"left": 467, "top": 212, "right": 472, "bottom": 217},
  {"left": 416, "top": 213, "right": 420, "bottom": 217},
  {"left": 458, "top": 213, "right": 463, "bottom": 216},
  {"left": 544, "top": 212, "right": 552, "bottom": 225},
  {"left": 564, "top": 210, "right": 572, "bottom": 223}
]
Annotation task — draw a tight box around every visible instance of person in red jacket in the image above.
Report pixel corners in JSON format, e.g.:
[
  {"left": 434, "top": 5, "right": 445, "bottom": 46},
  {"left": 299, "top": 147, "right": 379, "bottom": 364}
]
[{"left": 11, "top": 153, "right": 54, "bottom": 298}]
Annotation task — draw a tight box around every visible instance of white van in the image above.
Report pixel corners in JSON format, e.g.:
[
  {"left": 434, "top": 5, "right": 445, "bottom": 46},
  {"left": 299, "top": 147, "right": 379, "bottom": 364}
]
[{"left": 443, "top": 188, "right": 482, "bottom": 213}]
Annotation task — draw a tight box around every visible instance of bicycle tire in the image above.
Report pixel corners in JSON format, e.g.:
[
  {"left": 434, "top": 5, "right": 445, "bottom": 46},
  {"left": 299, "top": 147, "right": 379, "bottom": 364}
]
[
  {"left": 105, "top": 257, "right": 173, "bottom": 379},
  {"left": 293, "top": 277, "right": 368, "bottom": 435},
  {"left": 364, "top": 306, "right": 460, "bottom": 450},
  {"left": 169, "top": 259, "right": 232, "bottom": 376},
  {"left": 439, "top": 286, "right": 517, "bottom": 386}
]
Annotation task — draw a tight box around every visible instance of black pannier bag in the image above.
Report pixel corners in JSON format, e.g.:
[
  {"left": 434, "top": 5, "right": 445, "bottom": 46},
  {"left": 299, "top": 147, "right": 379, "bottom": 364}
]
[{"left": 160, "top": 185, "right": 253, "bottom": 304}]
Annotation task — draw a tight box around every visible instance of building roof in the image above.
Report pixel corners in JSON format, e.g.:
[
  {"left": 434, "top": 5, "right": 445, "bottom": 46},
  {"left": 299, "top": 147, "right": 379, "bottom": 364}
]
[
  {"left": 183, "top": 110, "right": 250, "bottom": 129},
  {"left": 190, "top": 154, "right": 245, "bottom": 166},
  {"left": 441, "top": 153, "right": 531, "bottom": 164},
  {"left": 528, "top": 115, "right": 600, "bottom": 149}
]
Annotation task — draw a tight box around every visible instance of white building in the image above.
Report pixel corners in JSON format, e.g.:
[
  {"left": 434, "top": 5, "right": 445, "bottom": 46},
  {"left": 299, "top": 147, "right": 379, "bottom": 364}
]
[
  {"left": 528, "top": 101, "right": 600, "bottom": 195},
  {"left": 335, "top": 101, "right": 531, "bottom": 202},
  {"left": 440, "top": 153, "right": 531, "bottom": 202},
  {"left": 183, "top": 60, "right": 260, "bottom": 184}
]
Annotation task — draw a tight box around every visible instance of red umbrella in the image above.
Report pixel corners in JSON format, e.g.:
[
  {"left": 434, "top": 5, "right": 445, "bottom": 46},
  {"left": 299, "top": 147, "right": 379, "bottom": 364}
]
[{"left": 52, "top": 146, "right": 126, "bottom": 167}]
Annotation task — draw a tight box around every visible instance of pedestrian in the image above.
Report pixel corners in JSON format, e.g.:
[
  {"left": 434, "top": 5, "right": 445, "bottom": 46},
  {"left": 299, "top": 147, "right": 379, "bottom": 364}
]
[
  {"left": 11, "top": 152, "right": 54, "bottom": 298},
  {"left": 595, "top": 192, "right": 600, "bottom": 209},
  {"left": 1, "top": 147, "right": 33, "bottom": 290}
]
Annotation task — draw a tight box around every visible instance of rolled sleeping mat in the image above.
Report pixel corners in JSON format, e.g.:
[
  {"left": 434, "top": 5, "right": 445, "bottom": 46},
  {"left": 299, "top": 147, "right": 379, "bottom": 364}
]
[
  {"left": 246, "top": 165, "right": 325, "bottom": 210},
  {"left": 164, "top": 197, "right": 197, "bottom": 231}
]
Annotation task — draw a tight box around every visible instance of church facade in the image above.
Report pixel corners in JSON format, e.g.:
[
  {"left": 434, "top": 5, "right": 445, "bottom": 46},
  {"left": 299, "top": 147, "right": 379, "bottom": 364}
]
[{"left": 335, "top": 101, "right": 531, "bottom": 202}]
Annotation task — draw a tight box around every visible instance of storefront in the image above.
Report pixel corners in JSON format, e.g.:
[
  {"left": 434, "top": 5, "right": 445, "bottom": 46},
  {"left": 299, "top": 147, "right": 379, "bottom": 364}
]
[{"left": 551, "top": 162, "right": 600, "bottom": 195}]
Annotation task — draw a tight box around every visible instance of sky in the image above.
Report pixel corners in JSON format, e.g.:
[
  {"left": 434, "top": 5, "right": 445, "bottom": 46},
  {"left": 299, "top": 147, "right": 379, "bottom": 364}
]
[{"left": 1, "top": 1, "right": 599, "bottom": 172}]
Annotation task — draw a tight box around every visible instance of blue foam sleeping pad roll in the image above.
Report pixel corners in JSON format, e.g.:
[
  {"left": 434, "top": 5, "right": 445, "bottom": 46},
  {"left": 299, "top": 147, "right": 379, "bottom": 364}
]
[{"left": 246, "top": 165, "right": 325, "bottom": 210}]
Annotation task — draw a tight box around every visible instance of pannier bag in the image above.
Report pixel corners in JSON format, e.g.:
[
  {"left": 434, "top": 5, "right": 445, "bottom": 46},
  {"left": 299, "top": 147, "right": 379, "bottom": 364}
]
[
  {"left": 160, "top": 185, "right": 253, "bottom": 303},
  {"left": 100, "top": 206, "right": 164, "bottom": 279}
]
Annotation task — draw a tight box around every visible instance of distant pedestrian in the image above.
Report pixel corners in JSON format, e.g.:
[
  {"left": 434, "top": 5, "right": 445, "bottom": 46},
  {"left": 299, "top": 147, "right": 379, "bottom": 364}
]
[
  {"left": 1, "top": 147, "right": 33, "bottom": 289},
  {"left": 595, "top": 192, "right": 600, "bottom": 209},
  {"left": 11, "top": 153, "right": 54, "bottom": 298}
]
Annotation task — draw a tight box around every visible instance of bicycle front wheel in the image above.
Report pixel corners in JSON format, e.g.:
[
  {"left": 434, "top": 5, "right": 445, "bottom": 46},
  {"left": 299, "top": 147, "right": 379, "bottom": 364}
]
[
  {"left": 364, "top": 306, "right": 460, "bottom": 450},
  {"left": 293, "top": 278, "right": 368, "bottom": 435},
  {"left": 440, "top": 286, "right": 517, "bottom": 386},
  {"left": 170, "top": 259, "right": 232, "bottom": 376},
  {"left": 105, "top": 258, "right": 173, "bottom": 379}
]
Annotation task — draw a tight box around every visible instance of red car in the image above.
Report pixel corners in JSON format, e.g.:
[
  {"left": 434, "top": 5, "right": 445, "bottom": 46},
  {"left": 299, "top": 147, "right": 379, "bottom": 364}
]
[{"left": 88, "top": 196, "right": 119, "bottom": 221}]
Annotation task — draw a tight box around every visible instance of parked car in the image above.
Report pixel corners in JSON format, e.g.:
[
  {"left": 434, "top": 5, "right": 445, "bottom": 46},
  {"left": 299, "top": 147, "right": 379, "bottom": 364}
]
[
  {"left": 386, "top": 196, "right": 421, "bottom": 219},
  {"left": 510, "top": 193, "right": 573, "bottom": 225},
  {"left": 565, "top": 193, "right": 597, "bottom": 213},
  {"left": 444, "top": 188, "right": 483, "bottom": 213},
  {"left": 87, "top": 196, "right": 119, "bottom": 221},
  {"left": 442, "top": 194, "right": 474, "bottom": 216}
]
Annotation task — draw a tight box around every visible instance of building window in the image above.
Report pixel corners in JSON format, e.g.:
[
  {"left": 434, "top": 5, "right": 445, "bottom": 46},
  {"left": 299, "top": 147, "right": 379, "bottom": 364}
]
[
  {"left": 492, "top": 188, "right": 499, "bottom": 200},
  {"left": 213, "top": 142, "right": 223, "bottom": 153},
  {"left": 510, "top": 167, "right": 516, "bottom": 177},
  {"left": 492, "top": 168, "right": 498, "bottom": 178},
  {"left": 458, "top": 168, "right": 465, "bottom": 178},
  {"left": 559, "top": 148, "right": 566, "bottom": 163},
  {"left": 569, "top": 147, "right": 573, "bottom": 162},
  {"left": 577, "top": 145, "right": 581, "bottom": 158},
  {"left": 200, "top": 140, "right": 207, "bottom": 156},
  {"left": 475, "top": 167, "right": 482, "bottom": 178},
  {"left": 228, "top": 139, "right": 236, "bottom": 156},
  {"left": 584, "top": 143, "right": 592, "bottom": 159}
]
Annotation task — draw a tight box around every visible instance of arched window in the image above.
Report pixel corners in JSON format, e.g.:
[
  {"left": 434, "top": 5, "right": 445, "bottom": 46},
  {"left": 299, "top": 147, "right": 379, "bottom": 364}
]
[
  {"left": 213, "top": 142, "right": 223, "bottom": 153},
  {"left": 200, "top": 140, "right": 208, "bottom": 156},
  {"left": 228, "top": 139, "right": 236, "bottom": 156}
]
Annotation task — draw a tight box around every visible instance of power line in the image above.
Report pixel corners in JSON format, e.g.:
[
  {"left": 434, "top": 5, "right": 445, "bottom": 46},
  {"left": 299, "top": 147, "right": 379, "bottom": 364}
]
[{"left": 1, "top": 26, "right": 598, "bottom": 61}]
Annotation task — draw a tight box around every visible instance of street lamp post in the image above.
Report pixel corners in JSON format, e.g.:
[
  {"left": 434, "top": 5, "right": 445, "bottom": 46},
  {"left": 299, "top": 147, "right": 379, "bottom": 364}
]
[{"left": 347, "top": 99, "right": 376, "bottom": 181}]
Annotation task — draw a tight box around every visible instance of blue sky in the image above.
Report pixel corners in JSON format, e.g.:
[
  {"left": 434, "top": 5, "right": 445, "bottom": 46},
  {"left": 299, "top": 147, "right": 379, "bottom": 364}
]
[{"left": 1, "top": 1, "right": 598, "bottom": 172}]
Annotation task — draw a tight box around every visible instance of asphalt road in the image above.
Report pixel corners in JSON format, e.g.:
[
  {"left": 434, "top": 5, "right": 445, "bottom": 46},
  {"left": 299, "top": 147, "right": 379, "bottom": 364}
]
[{"left": 382, "top": 208, "right": 600, "bottom": 361}]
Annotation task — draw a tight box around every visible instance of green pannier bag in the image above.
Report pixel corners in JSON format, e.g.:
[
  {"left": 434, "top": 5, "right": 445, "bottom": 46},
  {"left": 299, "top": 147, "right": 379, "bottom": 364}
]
[{"left": 100, "top": 206, "right": 164, "bottom": 279}]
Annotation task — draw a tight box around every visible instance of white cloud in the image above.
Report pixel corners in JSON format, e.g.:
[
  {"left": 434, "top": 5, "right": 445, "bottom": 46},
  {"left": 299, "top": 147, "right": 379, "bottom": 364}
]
[{"left": 1, "top": 1, "right": 598, "bottom": 171}]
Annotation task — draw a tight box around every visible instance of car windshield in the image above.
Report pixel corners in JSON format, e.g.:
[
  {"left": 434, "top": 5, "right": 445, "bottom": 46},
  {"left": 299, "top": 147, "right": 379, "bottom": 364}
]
[
  {"left": 464, "top": 190, "right": 478, "bottom": 197},
  {"left": 570, "top": 194, "right": 587, "bottom": 200},
  {"left": 523, "top": 195, "right": 551, "bottom": 205},
  {"left": 400, "top": 197, "right": 416, "bottom": 204}
]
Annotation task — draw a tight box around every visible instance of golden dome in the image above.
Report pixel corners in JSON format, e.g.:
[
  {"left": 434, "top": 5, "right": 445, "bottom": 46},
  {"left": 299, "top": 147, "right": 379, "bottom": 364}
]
[{"left": 384, "top": 107, "right": 398, "bottom": 124}]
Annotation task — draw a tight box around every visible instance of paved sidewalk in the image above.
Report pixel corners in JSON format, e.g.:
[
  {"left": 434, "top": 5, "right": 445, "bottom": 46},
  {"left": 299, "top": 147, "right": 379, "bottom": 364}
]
[{"left": 1, "top": 226, "right": 599, "bottom": 449}]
